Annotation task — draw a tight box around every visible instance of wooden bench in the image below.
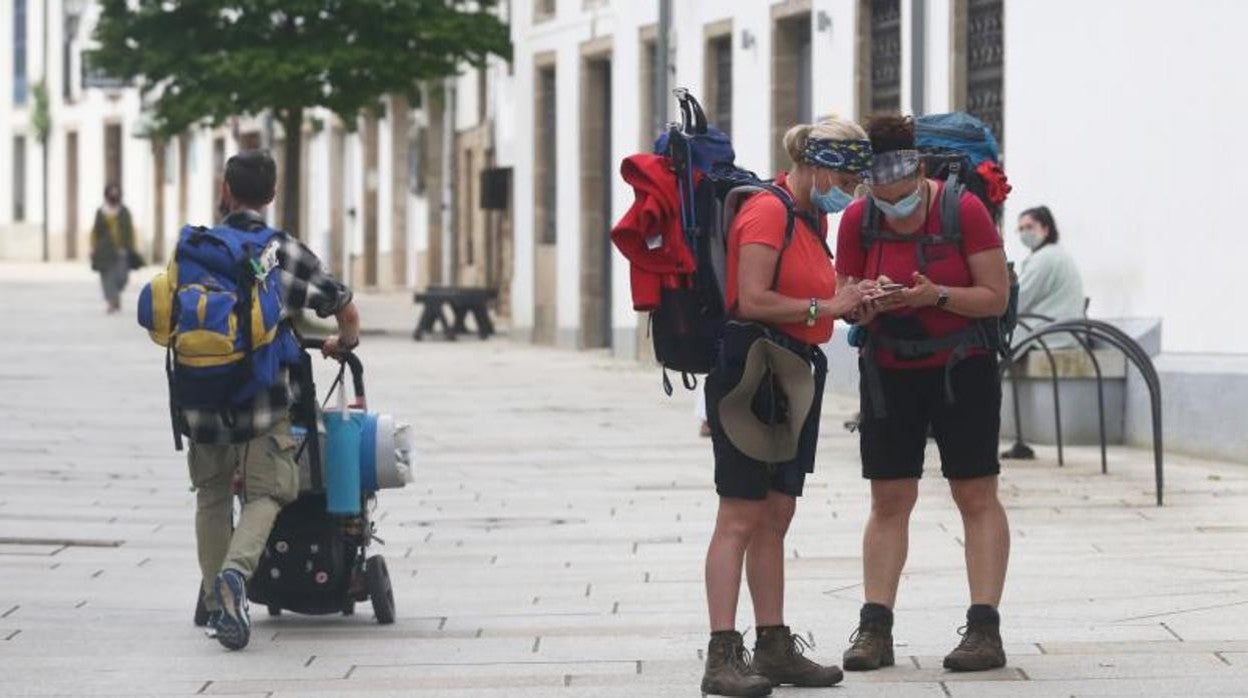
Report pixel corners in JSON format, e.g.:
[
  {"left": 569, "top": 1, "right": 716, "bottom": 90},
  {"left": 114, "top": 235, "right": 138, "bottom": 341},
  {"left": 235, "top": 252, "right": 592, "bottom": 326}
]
[{"left": 412, "top": 286, "right": 498, "bottom": 341}]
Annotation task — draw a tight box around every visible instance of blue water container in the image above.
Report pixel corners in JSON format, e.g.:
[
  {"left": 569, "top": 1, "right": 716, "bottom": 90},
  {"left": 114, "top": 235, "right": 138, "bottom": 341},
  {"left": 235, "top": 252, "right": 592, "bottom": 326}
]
[{"left": 323, "top": 411, "right": 363, "bottom": 515}]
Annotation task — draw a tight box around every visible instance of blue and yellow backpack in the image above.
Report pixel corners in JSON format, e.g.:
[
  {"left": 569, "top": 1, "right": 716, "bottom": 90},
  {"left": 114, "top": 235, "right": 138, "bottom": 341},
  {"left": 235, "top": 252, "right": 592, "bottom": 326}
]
[{"left": 138, "top": 222, "right": 301, "bottom": 432}]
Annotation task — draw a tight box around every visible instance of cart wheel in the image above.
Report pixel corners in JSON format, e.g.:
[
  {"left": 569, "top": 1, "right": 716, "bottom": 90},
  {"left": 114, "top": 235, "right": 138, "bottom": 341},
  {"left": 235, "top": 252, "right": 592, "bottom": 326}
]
[
  {"left": 365, "top": 555, "right": 395, "bottom": 625},
  {"left": 193, "top": 589, "right": 210, "bottom": 627},
  {"left": 342, "top": 601, "right": 355, "bottom": 617},
  {"left": 267, "top": 604, "right": 282, "bottom": 617}
]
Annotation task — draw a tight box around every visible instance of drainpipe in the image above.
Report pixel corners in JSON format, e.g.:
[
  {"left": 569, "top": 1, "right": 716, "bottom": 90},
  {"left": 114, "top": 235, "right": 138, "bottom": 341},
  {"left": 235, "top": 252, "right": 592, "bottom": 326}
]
[{"left": 41, "top": 0, "right": 49, "bottom": 262}]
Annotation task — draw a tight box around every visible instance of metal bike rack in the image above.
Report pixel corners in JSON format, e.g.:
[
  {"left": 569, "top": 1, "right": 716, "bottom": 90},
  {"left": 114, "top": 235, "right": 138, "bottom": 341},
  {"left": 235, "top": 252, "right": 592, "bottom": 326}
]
[
  {"left": 1004, "top": 319, "right": 1165, "bottom": 506},
  {"left": 1007, "top": 314, "right": 1110, "bottom": 472}
]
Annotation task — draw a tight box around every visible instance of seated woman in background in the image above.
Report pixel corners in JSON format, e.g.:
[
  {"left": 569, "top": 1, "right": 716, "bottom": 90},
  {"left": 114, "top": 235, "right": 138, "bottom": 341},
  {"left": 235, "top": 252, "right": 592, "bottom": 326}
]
[{"left": 1017, "top": 205, "right": 1085, "bottom": 328}]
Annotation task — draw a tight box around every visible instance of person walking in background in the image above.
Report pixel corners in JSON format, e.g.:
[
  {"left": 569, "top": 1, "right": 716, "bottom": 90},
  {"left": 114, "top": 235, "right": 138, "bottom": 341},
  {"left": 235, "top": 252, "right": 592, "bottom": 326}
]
[
  {"left": 836, "top": 114, "right": 1012, "bottom": 674},
  {"left": 1017, "top": 205, "right": 1085, "bottom": 329},
  {"left": 90, "top": 183, "right": 138, "bottom": 313},
  {"left": 700, "top": 115, "right": 870, "bottom": 696}
]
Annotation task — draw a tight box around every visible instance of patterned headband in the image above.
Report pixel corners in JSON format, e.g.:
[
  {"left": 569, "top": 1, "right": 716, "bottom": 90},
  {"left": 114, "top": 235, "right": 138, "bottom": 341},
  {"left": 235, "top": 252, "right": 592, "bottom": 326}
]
[
  {"left": 869, "top": 149, "right": 920, "bottom": 185},
  {"left": 802, "top": 138, "right": 873, "bottom": 175}
]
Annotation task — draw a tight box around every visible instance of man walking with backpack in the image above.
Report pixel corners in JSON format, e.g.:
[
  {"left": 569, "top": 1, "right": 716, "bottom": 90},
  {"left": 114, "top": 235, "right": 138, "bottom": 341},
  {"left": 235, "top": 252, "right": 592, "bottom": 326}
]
[{"left": 140, "top": 150, "right": 360, "bottom": 650}]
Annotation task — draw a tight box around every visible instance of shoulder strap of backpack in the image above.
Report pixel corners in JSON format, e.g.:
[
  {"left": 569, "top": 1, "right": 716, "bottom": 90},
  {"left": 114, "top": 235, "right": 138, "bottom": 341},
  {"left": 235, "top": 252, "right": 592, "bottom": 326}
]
[
  {"left": 860, "top": 199, "right": 881, "bottom": 251},
  {"left": 938, "top": 172, "right": 965, "bottom": 245}
]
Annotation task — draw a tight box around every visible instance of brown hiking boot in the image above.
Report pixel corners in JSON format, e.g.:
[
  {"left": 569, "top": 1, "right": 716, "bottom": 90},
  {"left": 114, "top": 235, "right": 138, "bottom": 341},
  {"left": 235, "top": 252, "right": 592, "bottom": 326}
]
[
  {"left": 751, "top": 625, "right": 843, "bottom": 687},
  {"left": 943, "top": 623, "right": 1007, "bottom": 672},
  {"left": 701, "top": 631, "right": 773, "bottom": 697},
  {"left": 842, "top": 616, "right": 895, "bottom": 671}
]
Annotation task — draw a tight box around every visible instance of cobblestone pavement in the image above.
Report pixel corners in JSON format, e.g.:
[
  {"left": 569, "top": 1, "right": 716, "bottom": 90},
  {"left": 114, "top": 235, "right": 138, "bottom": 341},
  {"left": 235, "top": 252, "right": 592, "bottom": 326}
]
[{"left": 2, "top": 263, "right": 1247, "bottom": 697}]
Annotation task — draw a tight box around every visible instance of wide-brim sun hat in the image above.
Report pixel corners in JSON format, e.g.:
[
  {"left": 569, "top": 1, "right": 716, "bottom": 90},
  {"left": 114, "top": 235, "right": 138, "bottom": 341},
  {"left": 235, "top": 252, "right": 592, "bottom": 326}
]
[{"left": 716, "top": 337, "right": 816, "bottom": 464}]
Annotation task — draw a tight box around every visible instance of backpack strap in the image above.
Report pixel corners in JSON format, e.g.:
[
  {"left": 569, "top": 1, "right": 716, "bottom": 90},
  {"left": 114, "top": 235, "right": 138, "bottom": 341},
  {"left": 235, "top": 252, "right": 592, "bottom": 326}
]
[
  {"left": 938, "top": 172, "right": 964, "bottom": 245},
  {"left": 861, "top": 179, "right": 966, "bottom": 276}
]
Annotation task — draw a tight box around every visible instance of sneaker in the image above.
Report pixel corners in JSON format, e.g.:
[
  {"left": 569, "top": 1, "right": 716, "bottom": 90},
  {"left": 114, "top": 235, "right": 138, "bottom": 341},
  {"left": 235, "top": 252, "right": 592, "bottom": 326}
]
[
  {"left": 700, "top": 631, "right": 772, "bottom": 697},
  {"left": 212, "top": 569, "right": 251, "bottom": 650},
  {"left": 943, "top": 623, "right": 1006, "bottom": 672},
  {"left": 752, "top": 625, "right": 843, "bottom": 687},
  {"left": 202, "top": 611, "right": 221, "bottom": 639},
  {"left": 843, "top": 605, "right": 895, "bottom": 672}
]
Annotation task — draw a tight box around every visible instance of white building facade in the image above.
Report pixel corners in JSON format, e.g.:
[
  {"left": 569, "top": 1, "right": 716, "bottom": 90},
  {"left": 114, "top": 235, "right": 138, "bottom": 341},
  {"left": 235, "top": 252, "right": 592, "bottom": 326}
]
[
  {"left": 0, "top": 0, "right": 519, "bottom": 304},
  {"left": 507, "top": 0, "right": 1248, "bottom": 360}
]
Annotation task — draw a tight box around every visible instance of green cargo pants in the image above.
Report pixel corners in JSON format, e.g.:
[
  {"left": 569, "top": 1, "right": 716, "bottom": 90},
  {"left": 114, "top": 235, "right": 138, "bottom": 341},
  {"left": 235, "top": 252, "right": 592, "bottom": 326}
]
[{"left": 188, "top": 419, "right": 300, "bottom": 611}]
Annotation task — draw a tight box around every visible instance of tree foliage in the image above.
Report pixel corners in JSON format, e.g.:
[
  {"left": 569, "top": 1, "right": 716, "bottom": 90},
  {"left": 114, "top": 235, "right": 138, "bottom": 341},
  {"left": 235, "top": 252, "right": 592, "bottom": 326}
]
[
  {"left": 93, "top": 0, "right": 511, "bottom": 136},
  {"left": 93, "top": 0, "right": 511, "bottom": 237}
]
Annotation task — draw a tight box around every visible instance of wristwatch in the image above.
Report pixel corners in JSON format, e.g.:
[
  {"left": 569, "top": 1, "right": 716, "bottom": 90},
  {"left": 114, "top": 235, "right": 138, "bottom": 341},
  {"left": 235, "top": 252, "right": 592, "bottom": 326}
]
[
  {"left": 806, "top": 298, "right": 819, "bottom": 327},
  {"left": 935, "top": 286, "right": 950, "bottom": 309}
]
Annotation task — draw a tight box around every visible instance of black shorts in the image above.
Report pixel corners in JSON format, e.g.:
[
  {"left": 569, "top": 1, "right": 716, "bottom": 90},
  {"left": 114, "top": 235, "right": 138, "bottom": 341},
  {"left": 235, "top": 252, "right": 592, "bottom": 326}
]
[
  {"left": 859, "top": 354, "right": 1002, "bottom": 480},
  {"left": 708, "top": 395, "right": 813, "bottom": 500},
  {"left": 705, "top": 330, "right": 827, "bottom": 501}
]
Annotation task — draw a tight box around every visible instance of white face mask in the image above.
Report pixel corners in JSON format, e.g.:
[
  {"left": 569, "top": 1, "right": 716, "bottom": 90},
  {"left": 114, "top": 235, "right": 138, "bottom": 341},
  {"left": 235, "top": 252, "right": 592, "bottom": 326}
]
[{"left": 1020, "top": 228, "right": 1044, "bottom": 251}]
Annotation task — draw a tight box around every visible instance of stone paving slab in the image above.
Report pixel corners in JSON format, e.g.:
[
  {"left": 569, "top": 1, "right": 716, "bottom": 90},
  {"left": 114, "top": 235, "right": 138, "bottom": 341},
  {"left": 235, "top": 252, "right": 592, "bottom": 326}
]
[{"left": 2, "top": 263, "right": 1248, "bottom": 696}]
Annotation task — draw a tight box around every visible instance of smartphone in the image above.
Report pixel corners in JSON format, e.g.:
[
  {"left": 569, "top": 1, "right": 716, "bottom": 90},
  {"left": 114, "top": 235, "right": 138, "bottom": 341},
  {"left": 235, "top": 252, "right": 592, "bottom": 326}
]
[{"left": 871, "top": 283, "right": 906, "bottom": 298}]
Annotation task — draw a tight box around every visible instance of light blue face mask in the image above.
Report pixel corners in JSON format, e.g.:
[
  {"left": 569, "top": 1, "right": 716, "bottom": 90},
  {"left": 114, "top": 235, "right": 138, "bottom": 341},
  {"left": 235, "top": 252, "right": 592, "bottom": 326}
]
[
  {"left": 811, "top": 183, "right": 855, "bottom": 214},
  {"left": 873, "top": 184, "right": 923, "bottom": 219}
]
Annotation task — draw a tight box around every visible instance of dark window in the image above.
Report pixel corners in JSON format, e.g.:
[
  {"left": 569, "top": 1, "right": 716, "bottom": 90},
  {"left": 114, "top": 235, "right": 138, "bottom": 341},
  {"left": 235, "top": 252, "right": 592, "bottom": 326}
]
[
  {"left": 797, "top": 20, "right": 813, "bottom": 123},
  {"left": 13, "top": 0, "right": 28, "bottom": 105},
  {"left": 869, "top": 0, "right": 902, "bottom": 113},
  {"left": 464, "top": 149, "right": 475, "bottom": 265},
  {"left": 708, "top": 35, "right": 733, "bottom": 137},
  {"left": 212, "top": 137, "right": 226, "bottom": 207},
  {"left": 639, "top": 37, "right": 658, "bottom": 147},
  {"left": 104, "top": 124, "right": 123, "bottom": 194},
  {"left": 535, "top": 0, "right": 556, "bottom": 21},
  {"left": 538, "top": 67, "right": 558, "bottom": 245},
  {"left": 477, "top": 67, "right": 488, "bottom": 123},
  {"left": 12, "top": 136, "right": 26, "bottom": 221},
  {"left": 408, "top": 127, "right": 426, "bottom": 196},
  {"left": 966, "top": 0, "right": 1004, "bottom": 148}
]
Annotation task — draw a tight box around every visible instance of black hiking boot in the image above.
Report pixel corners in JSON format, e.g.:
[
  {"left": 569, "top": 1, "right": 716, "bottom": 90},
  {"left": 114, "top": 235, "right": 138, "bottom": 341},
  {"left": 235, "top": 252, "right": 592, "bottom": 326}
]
[
  {"left": 943, "top": 605, "right": 1006, "bottom": 672},
  {"left": 843, "top": 603, "right": 895, "bottom": 671},
  {"left": 752, "top": 625, "right": 843, "bottom": 687},
  {"left": 700, "top": 630, "right": 773, "bottom": 697}
]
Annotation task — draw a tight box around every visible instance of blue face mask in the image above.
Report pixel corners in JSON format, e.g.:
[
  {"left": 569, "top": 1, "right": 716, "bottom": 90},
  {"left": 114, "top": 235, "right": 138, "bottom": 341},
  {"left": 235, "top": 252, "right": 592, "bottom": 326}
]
[
  {"left": 873, "top": 184, "right": 923, "bottom": 219},
  {"left": 811, "top": 183, "right": 854, "bottom": 214}
]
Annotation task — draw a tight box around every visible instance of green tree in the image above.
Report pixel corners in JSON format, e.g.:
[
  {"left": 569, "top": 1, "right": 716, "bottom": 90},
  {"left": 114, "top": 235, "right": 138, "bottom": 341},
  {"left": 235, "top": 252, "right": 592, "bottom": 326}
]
[{"left": 93, "top": 0, "right": 510, "bottom": 237}]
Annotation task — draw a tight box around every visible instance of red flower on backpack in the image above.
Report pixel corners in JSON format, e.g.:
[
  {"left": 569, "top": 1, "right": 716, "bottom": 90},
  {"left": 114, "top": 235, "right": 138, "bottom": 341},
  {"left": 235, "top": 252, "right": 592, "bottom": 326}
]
[{"left": 976, "top": 161, "right": 1012, "bottom": 205}]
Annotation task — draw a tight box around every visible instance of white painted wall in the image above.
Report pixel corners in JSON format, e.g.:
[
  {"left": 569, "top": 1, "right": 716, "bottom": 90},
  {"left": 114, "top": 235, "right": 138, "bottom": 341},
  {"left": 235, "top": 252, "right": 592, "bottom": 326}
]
[{"left": 1002, "top": 0, "right": 1247, "bottom": 353}]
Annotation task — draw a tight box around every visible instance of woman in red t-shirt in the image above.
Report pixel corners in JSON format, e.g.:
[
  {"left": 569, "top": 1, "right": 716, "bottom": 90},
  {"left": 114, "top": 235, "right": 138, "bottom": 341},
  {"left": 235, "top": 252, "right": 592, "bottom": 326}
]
[
  {"left": 835, "top": 115, "right": 1012, "bottom": 674},
  {"left": 699, "top": 116, "right": 869, "bottom": 696}
]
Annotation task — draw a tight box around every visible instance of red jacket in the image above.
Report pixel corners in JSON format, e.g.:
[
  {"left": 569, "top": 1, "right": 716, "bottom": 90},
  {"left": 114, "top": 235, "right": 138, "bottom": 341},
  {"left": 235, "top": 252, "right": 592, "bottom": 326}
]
[{"left": 611, "top": 154, "right": 698, "bottom": 311}]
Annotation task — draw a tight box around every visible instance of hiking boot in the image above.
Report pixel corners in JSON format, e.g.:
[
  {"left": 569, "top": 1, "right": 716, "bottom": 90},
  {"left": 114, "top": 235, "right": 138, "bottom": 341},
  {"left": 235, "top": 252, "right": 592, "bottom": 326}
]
[
  {"left": 700, "top": 631, "right": 773, "bottom": 697},
  {"left": 212, "top": 569, "right": 251, "bottom": 651},
  {"left": 843, "top": 603, "right": 895, "bottom": 671},
  {"left": 943, "top": 623, "right": 1006, "bottom": 671},
  {"left": 752, "top": 625, "right": 843, "bottom": 688}
]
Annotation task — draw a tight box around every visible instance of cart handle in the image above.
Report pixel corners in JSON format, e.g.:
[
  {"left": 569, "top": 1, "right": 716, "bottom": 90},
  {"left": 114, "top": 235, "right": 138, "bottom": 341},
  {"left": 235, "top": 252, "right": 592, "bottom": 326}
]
[{"left": 300, "top": 338, "right": 365, "bottom": 406}]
